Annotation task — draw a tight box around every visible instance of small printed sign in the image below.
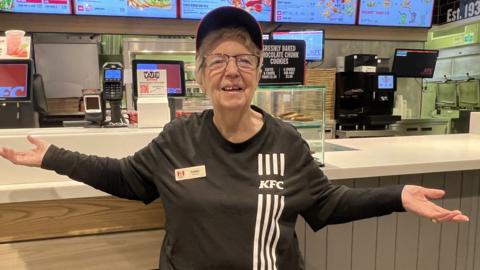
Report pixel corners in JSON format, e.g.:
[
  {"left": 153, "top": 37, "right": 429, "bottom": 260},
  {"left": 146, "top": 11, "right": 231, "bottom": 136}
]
[
  {"left": 0, "top": 36, "right": 31, "bottom": 59},
  {"left": 136, "top": 69, "right": 167, "bottom": 97}
]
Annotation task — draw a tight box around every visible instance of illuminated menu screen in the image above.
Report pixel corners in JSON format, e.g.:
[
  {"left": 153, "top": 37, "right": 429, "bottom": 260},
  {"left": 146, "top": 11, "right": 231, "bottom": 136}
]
[
  {"left": 358, "top": 0, "right": 434, "bottom": 27},
  {"left": 0, "top": 63, "right": 28, "bottom": 99},
  {"left": 181, "top": 0, "right": 272, "bottom": 21},
  {"left": 272, "top": 31, "right": 324, "bottom": 61},
  {"left": 74, "top": 0, "right": 177, "bottom": 18},
  {"left": 0, "top": 0, "right": 71, "bottom": 14},
  {"left": 275, "top": 0, "right": 356, "bottom": 24}
]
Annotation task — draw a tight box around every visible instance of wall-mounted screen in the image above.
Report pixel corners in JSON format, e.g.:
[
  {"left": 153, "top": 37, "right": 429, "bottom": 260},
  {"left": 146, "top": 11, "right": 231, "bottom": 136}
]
[
  {"left": 274, "top": 0, "right": 356, "bottom": 24},
  {"left": 180, "top": 0, "right": 272, "bottom": 21},
  {"left": 132, "top": 60, "right": 186, "bottom": 97},
  {"left": 0, "top": 60, "right": 32, "bottom": 102},
  {"left": 74, "top": 0, "right": 177, "bottom": 18},
  {"left": 358, "top": 0, "right": 434, "bottom": 27},
  {"left": 272, "top": 30, "right": 324, "bottom": 61},
  {"left": 392, "top": 49, "right": 439, "bottom": 78},
  {"left": 0, "top": 0, "right": 72, "bottom": 14}
]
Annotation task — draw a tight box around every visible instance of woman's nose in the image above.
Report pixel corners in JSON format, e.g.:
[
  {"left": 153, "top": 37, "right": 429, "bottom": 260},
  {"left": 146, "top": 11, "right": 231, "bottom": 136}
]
[{"left": 224, "top": 58, "right": 240, "bottom": 76}]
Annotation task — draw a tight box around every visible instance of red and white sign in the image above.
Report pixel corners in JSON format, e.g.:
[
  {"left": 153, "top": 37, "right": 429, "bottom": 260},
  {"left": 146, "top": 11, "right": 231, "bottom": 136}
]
[
  {"left": 136, "top": 69, "right": 167, "bottom": 97},
  {"left": 0, "top": 36, "right": 31, "bottom": 59}
]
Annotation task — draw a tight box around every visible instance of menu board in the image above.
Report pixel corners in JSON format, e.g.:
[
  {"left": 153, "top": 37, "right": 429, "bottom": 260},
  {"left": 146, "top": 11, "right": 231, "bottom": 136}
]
[
  {"left": 181, "top": 0, "right": 272, "bottom": 21},
  {"left": 0, "top": 0, "right": 72, "bottom": 14},
  {"left": 272, "top": 31, "right": 324, "bottom": 61},
  {"left": 275, "top": 0, "right": 356, "bottom": 24},
  {"left": 358, "top": 0, "right": 434, "bottom": 27},
  {"left": 74, "top": 0, "right": 177, "bottom": 18}
]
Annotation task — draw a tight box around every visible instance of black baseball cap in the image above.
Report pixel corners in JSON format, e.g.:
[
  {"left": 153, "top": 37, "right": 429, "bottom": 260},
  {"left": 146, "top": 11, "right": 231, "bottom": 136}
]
[{"left": 195, "top": 6, "right": 263, "bottom": 52}]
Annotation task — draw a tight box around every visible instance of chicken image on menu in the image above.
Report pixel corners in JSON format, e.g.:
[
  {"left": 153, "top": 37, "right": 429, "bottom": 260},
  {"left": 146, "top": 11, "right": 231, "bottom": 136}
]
[
  {"left": 74, "top": 0, "right": 175, "bottom": 18},
  {"left": 128, "top": 0, "right": 172, "bottom": 9}
]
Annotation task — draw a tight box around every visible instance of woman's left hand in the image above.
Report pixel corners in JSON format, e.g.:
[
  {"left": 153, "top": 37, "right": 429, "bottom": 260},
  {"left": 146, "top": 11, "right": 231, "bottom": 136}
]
[{"left": 401, "top": 185, "right": 469, "bottom": 223}]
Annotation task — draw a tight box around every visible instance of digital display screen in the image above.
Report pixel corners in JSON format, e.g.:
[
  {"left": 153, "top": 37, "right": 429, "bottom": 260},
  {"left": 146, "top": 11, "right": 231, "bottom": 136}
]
[
  {"left": 272, "top": 31, "right": 324, "bottom": 61},
  {"left": 104, "top": 69, "right": 122, "bottom": 80},
  {"left": 377, "top": 75, "right": 395, "bottom": 90},
  {"left": 392, "top": 49, "right": 439, "bottom": 78},
  {"left": 0, "top": 0, "right": 72, "bottom": 14},
  {"left": 85, "top": 96, "right": 100, "bottom": 110},
  {"left": 358, "top": 0, "right": 434, "bottom": 27},
  {"left": 0, "top": 63, "right": 28, "bottom": 99},
  {"left": 180, "top": 0, "right": 272, "bottom": 21},
  {"left": 275, "top": 0, "right": 356, "bottom": 24},
  {"left": 74, "top": 0, "right": 177, "bottom": 18},
  {"left": 135, "top": 63, "right": 183, "bottom": 95}
]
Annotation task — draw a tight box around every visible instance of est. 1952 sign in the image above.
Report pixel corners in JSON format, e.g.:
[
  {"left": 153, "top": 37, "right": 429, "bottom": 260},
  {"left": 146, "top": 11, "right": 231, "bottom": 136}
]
[
  {"left": 259, "top": 40, "right": 306, "bottom": 86},
  {"left": 446, "top": 0, "right": 480, "bottom": 23}
]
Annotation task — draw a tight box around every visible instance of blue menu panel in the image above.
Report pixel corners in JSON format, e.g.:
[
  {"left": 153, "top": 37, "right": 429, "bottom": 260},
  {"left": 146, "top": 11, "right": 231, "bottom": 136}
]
[
  {"left": 275, "top": 0, "right": 357, "bottom": 24},
  {"left": 0, "top": 0, "right": 71, "bottom": 14},
  {"left": 74, "top": 0, "right": 177, "bottom": 18},
  {"left": 181, "top": 0, "right": 272, "bottom": 22},
  {"left": 272, "top": 31, "right": 324, "bottom": 61},
  {"left": 358, "top": 0, "right": 434, "bottom": 27}
]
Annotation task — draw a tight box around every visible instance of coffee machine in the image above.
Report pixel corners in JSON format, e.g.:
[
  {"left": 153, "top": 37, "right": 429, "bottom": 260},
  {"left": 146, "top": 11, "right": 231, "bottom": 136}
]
[{"left": 335, "top": 72, "right": 401, "bottom": 129}]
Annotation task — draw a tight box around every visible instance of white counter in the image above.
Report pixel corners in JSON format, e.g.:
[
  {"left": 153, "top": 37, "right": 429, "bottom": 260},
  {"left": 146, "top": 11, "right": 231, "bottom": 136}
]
[
  {"left": 321, "top": 134, "right": 480, "bottom": 179},
  {"left": 1, "top": 127, "right": 480, "bottom": 203}
]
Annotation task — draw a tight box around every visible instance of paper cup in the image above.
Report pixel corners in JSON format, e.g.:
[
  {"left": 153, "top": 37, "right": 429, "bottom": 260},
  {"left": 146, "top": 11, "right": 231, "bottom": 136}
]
[{"left": 5, "top": 30, "right": 25, "bottom": 56}]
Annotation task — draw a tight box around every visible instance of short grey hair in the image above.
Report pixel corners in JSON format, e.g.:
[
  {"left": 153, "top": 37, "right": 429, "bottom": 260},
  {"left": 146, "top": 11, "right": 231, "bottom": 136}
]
[{"left": 195, "top": 27, "right": 263, "bottom": 87}]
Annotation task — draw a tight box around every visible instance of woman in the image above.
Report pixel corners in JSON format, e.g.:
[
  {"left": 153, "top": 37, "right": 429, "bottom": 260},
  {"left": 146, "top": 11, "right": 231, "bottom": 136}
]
[{"left": 0, "top": 6, "right": 468, "bottom": 270}]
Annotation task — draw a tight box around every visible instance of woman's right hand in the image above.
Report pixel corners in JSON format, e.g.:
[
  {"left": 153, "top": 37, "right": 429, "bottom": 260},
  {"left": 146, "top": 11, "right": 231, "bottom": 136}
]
[{"left": 0, "top": 135, "right": 50, "bottom": 167}]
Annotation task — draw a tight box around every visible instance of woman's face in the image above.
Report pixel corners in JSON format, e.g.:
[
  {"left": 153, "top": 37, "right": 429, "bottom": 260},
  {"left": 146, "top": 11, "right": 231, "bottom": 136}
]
[{"left": 201, "top": 39, "right": 260, "bottom": 112}]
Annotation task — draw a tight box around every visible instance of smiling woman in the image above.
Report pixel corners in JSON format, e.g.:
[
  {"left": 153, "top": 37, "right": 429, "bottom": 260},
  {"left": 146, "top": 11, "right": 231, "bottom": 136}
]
[{"left": 0, "top": 6, "right": 469, "bottom": 270}]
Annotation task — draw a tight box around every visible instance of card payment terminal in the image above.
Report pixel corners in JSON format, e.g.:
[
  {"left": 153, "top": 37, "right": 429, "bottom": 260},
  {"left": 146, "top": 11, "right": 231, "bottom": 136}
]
[
  {"left": 103, "top": 63, "right": 123, "bottom": 101},
  {"left": 102, "top": 62, "right": 126, "bottom": 127}
]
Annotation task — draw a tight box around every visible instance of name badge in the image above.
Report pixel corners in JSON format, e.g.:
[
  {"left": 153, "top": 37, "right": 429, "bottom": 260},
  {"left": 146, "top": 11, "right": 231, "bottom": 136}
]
[{"left": 175, "top": 165, "right": 207, "bottom": 181}]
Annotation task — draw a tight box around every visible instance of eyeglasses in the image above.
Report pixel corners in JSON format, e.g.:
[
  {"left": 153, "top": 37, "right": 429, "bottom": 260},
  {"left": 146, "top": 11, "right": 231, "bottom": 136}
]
[{"left": 203, "top": 54, "right": 260, "bottom": 72}]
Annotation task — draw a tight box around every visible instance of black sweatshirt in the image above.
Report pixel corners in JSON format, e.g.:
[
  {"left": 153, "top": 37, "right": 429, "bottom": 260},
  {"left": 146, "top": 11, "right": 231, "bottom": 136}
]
[{"left": 42, "top": 106, "right": 405, "bottom": 270}]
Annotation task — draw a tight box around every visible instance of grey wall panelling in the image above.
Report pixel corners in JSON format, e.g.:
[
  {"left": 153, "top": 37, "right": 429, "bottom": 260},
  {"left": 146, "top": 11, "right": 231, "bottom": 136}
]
[
  {"left": 395, "top": 174, "right": 422, "bottom": 270},
  {"left": 417, "top": 173, "right": 444, "bottom": 270},
  {"left": 326, "top": 180, "right": 354, "bottom": 270},
  {"left": 376, "top": 176, "right": 399, "bottom": 270},
  {"left": 351, "top": 177, "right": 379, "bottom": 270},
  {"left": 300, "top": 170, "right": 480, "bottom": 270},
  {"left": 439, "top": 171, "right": 462, "bottom": 270}
]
